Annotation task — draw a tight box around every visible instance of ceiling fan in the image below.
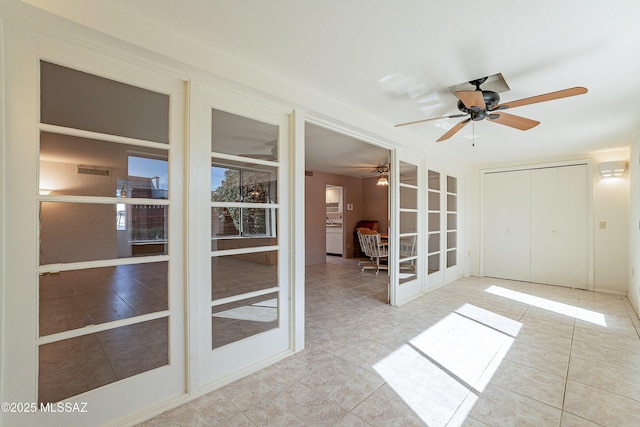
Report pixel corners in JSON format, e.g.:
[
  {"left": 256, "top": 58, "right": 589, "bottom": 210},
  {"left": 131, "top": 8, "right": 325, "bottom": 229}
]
[{"left": 395, "top": 77, "right": 588, "bottom": 142}]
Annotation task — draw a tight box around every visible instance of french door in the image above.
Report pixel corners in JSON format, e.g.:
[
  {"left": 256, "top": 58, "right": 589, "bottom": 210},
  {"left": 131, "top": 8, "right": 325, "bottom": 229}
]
[
  {"left": 391, "top": 154, "right": 423, "bottom": 305},
  {"left": 2, "top": 23, "right": 185, "bottom": 426},
  {"left": 193, "top": 85, "right": 292, "bottom": 389}
]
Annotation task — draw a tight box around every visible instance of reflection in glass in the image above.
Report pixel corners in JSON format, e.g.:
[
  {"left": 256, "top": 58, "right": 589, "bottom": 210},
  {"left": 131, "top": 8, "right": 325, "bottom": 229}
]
[
  {"left": 399, "top": 260, "right": 417, "bottom": 285},
  {"left": 38, "top": 317, "right": 168, "bottom": 404},
  {"left": 399, "top": 235, "right": 417, "bottom": 259},
  {"left": 40, "top": 132, "right": 168, "bottom": 199},
  {"left": 447, "top": 231, "right": 457, "bottom": 249},
  {"left": 447, "top": 250, "right": 457, "bottom": 268},
  {"left": 40, "top": 61, "right": 169, "bottom": 143},
  {"left": 428, "top": 213, "right": 440, "bottom": 232},
  {"left": 428, "top": 170, "right": 440, "bottom": 190},
  {"left": 400, "top": 211, "right": 417, "bottom": 234},
  {"left": 40, "top": 202, "right": 168, "bottom": 265},
  {"left": 212, "top": 293, "right": 278, "bottom": 349},
  {"left": 447, "top": 175, "right": 457, "bottom": 194},
  {"left": 429, "top": 254, "right": 440, "bottom": 274},
  {"left": 428, "top": 233, "right": 440, "bottom": 253},
  {"left": 447, "top": 194, "right": 457, "bottom": 211},
  {"left": 428, "top": 191, "right": 440, "bottom": 210},
  {"left": 212, "top": 109, "right": 278, "bottom": 161},
  {"left": 447, "top": 213, "right": 457, "bottom": 231},
  {"left": 400, "top": 186, "right": 417, "bottom": 209},
  {"left": 39, "top": 262, "right": 167, "bottom": 336},
  {"left": 211, "top": 162, "right": 277, "bottom": 204},
  {"left": 211, "top": 253, "right": 278, "bottom": 300},
  {"left": 211, "top": 207, "right": 276, "bottom": 240},
  {"left": 399, "top": 162, "right": 418, "bottom": 185}
]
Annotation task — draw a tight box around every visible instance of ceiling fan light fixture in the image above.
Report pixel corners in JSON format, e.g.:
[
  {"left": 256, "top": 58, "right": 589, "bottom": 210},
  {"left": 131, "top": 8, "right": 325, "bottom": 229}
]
[{"left": 376, "top": 175, "right": 389, "bottom": 186}]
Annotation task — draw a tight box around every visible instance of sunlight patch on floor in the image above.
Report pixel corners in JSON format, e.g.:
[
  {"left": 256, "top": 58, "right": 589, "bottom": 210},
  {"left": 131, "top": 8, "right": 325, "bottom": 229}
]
[
  {"left": 373, "top": 304, "right": 519, "bottom": 426},
  {"left": 485, "top": 285, "right": 607, "bottom": 326},
  {"left": 212, "top": 299, "right": 278, "bottom": 322}
]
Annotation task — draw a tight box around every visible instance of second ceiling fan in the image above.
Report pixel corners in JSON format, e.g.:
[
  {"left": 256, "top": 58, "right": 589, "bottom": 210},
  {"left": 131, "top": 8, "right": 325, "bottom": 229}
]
[{"left": 395, "top": 77, "right": 588, "bottom": 142}]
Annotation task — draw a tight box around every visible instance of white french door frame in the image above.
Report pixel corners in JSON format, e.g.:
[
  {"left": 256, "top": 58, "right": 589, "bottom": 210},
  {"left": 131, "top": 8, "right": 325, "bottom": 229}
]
[
  {"left": 1, "top": 21, "right": 186, "bottom": 426},
  {"left": 391, "top": 150, "right": 425, "bottom": 306},
  {"left": 191, "top": 83, "right": 294, "bottom": 392}
]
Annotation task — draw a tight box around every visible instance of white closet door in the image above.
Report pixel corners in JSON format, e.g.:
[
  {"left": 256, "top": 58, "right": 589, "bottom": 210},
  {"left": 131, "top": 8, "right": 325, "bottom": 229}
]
[
  {"left": 530, "top": 165, "right": 588, "bottom": 288},
  {"left": 553, "top": 165, "right": 588, "bottom": 287},
  {"left": 483, "top": 170, "right": 531, "bottom": 281},
  {"left": 530, "top": 168, "right": 558, "bottom": 285}
]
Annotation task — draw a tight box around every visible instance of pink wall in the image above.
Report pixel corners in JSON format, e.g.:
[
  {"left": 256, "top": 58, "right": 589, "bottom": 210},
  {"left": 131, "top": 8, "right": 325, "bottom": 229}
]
[{"left": 305, "top": 171, "right": 388, "bottom": 265}]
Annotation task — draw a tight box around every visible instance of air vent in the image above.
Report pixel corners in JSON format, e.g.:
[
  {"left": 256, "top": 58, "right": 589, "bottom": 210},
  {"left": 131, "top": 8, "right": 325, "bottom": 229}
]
[
  {"left": 77, "top": 165, "right": 111, "bottom": 177},
  {"left": 305, "top": 170, "right": 314, "bottom": 177}
]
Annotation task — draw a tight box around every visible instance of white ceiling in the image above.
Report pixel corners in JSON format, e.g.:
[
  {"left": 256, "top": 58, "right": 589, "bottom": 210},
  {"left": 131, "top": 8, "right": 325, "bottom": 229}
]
[{"left": 18, "top": 0, "right": 640, "bottom": 169}]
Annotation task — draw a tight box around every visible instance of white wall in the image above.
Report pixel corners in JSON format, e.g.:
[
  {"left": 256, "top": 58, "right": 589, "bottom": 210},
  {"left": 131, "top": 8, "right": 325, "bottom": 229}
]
[
  {"left": 628, "top": 139, "right": 640, "bottom": 314},
  {"left": 591, "top": 149, "right": 630, "bottom": 294}
]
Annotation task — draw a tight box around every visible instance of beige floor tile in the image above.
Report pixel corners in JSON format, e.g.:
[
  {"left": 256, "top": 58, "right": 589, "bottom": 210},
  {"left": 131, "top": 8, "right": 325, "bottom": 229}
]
[
  {"left": 240, "top": 380, "right": 346, "bottom": 426},
  {"left": 564, "top": 380, "right": 640, "bottom": 427},
  {"left": 464, "top": 383, "right": 562, "bottom": 426},
  {"left": 560, "top": 412, "right": 602, "bottom": 427},
  {"left": 504, "top": 341, "right": 570, "bottom": 377},
  {"left": 137, "top": 391, "right": 244, "bottom": 426},
  {"left": 489, "top": 359, "right": 566, "bottom": 408},
  {"left": 351, "top": 384, "right": 432, "bottom": 427},
  {"left": 139, "top": 271, "right": 640, "bottom": 425}
]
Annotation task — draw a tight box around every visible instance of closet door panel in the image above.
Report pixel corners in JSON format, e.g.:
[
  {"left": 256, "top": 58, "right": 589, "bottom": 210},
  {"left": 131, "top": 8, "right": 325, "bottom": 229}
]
[
  {"left": 555, "top": 164, "right": 588, "bottom": 287},
  {"left": 483, "top": 170, "right": 531, "bottom": 281},
  {"left": 530, "top": 168, "right": 558, "bottom": 285}
]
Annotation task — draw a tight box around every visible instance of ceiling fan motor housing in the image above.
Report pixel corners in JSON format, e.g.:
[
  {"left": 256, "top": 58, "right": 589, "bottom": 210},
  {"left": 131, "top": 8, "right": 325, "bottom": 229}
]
[{"left": 456, "top": 90, "right": 501, "bottom": 120}]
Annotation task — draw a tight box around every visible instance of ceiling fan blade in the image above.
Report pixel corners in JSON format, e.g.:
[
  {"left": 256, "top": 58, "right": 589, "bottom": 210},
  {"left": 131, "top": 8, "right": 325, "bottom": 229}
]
[
  {"left": 455, "top": 90, "right": 486, "bottom": 109},
  {"left": 494, "top": 87, "right": 587, "bottom": 110},
  {"left": 436, "top": 118, "right": 471, "bottom": 142},
  {"left": 394, "top": 113, "right": 467, "bottom": 128},
  {"left": 487, "top": 112, "right": 540, "bottom": 130}
]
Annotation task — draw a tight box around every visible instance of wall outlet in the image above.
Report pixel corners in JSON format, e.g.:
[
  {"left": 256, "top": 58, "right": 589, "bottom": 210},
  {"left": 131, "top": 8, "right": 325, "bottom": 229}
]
[{"left": 599, "top": 221, "right": 607, "bottom": 230}]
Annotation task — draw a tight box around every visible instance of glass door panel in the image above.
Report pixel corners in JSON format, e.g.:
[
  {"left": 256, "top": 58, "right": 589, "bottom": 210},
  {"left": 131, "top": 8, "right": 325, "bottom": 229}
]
[
  {"left": 36, "top": 59, "right": 180, "bottom": 406},
  {"left": 396, "top": 161, "right": 419, "bottom": 290},
  {"left": 446, "top": 175, "right": 458, "bottom": 268},
  {"left": 197, "top": 89, "right": 290, "bottom": 387}
]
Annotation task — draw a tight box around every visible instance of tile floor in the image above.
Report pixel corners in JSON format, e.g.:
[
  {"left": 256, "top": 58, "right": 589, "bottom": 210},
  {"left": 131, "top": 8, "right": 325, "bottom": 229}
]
[{"left": 141, "top": 258, "right": 640, "bottom": 426}]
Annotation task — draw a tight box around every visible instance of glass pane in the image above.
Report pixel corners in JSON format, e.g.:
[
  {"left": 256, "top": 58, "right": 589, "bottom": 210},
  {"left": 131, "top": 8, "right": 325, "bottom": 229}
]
[
  {"left": 40, "top": 202, "right": 167, "bottom": 265},
  {"left": 211, "top": 161, "right": 278, "bottom": 204},
  {"left": 428, "top": 233, "right": 440, "bottom": 253},
  {"left": 399, "top": 211, "right": 417, "bottom": 234},
  {"left": 400, "top": 186, "right": 417, "bottom": 210},
  {"left": 447, "top": 213, "right": 457, "bottom": 231},
  {"left": 212, "top": 109, "right": 278, "bottom": 161},
  {"left": 38, "top": 317, "right": 168, "bottom": 404},
  {"left": 428, "top": 190, "right": 440, "bottom": 210},
  {"left": 212, "top": 292, "right": 278, "bottom": 349},
  {"left": 399, "top": 235, "right": 417, "bottom": 259},
  {"left": 428, "top": 212, "right": 440, "bottom": 232},
  {"left": 211, "top": 252, "right": 278, "bottom": 300},
  {"left": 447, "top": 175, "right": 457, "bottom": 194},
  {"left": 40, "top": 132, "right": 168, "bottom": 199},
  {"left": 399, "top": 260, "right": 417, "bottom": 285},
  {"left": 211, "top": 207, "right": 277, "bottom": 241},
  {"left": 447, "top": 231, "right": 457, "bottom": 250},
  {"left": 447, "top": 194, "right": 457, "bottom": 212},
  {"left": 428, "top": 254, "right": 440, "bottom": 274},
  {"left": 40, "top": 61, "right": 169, "bottom": 143},
  {"left": 428, "top": 170, "right": 440, "bottom": 190},
  {"left": 39, "top": 262, "right": 167, "bottom": 336},
  {"left": 399, "top": 162, "right": 417, "bottom": 185},
  {"left": 447, "top": 250, "right": 457, "bottom": 268}
]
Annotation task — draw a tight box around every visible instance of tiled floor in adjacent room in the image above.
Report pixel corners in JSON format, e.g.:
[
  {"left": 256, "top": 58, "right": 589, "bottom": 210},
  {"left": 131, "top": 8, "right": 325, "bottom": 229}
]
[{"left": 141, "top": 259, "right": 640, "bottom": 426}]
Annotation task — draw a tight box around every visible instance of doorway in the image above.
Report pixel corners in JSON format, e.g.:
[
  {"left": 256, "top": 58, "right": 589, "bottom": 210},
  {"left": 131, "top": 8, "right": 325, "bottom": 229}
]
[{"left": 304, "top": 122, "right": 391, "bottom": 297}]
